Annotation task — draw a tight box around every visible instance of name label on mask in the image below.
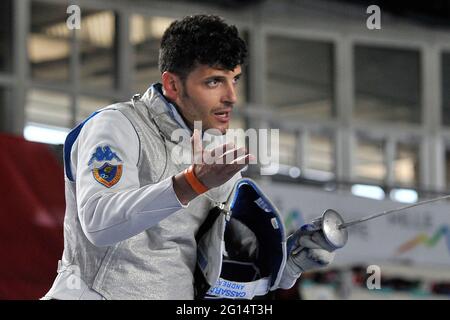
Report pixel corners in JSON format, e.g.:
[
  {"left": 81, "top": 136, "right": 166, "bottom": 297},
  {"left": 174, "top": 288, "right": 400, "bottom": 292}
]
[{"left": 207, "top": 279, "right": 247, "bottom": 298}]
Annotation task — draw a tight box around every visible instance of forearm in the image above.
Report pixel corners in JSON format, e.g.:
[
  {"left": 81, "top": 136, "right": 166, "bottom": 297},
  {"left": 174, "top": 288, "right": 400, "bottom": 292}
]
[{"left": 79, "top": 176, "right": 186, "bottom": 246}]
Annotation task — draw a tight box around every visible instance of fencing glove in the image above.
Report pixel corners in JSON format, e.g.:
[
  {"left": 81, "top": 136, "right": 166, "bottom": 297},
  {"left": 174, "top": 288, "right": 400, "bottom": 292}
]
[{"left": 278, "top": 224, "right": 336, "bottom": 289}]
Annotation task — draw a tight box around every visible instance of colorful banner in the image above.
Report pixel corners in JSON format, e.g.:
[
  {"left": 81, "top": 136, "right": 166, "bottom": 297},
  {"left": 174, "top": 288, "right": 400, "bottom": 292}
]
[{"left": 260, "top": 180, "right": 450, "bottom": 267}]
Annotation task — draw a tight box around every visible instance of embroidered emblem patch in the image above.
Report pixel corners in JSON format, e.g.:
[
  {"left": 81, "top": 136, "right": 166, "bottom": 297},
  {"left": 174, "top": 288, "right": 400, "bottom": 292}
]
[{"left": 88, "top": 146, "right": 123, "bottom": 188}]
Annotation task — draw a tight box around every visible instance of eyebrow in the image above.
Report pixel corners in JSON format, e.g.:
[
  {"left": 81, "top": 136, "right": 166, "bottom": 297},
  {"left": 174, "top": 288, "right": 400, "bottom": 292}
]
[{"left": 205, "top": 73, "right": 242, "bottom": 80}]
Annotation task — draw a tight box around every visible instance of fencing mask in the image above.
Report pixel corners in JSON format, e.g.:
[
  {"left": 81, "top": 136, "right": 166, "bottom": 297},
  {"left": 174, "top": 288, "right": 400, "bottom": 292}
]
[{"left": 195, "top": 178, "right": 287, "bottom": 299}]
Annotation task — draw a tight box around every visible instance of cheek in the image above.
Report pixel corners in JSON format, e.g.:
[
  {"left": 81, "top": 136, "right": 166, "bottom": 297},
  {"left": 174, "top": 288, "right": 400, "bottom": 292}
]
[
  {"left": 191, "top": 90, "right": 219, "bottom": 114},
  {"left": 183, "top": 97, "right": 209, "bottom": 121}
]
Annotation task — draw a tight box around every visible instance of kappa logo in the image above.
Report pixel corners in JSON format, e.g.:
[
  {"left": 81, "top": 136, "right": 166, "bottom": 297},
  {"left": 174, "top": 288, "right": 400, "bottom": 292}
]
[
  {"left": 89, "top": 145, "right": 123, "bottom": 188},
  {"left": 88, "top": 146, "right": 122, "bottom": 166}
]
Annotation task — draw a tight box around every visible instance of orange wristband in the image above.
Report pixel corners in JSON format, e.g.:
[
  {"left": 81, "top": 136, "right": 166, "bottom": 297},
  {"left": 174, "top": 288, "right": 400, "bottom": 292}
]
[{"left": 184, "top": 165, "right": 209, "bottom": 195}]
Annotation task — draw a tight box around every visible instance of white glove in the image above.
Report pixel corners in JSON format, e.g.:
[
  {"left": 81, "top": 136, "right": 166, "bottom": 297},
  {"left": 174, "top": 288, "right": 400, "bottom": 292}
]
[{"left": 278, "top": 224, "right": 336, "bottom": 289}]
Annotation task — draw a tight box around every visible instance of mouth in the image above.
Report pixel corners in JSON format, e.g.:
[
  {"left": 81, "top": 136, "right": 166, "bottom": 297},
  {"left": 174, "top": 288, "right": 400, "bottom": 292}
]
[{"left": 212, "top": 109, "right": 232, "bottom": 123}]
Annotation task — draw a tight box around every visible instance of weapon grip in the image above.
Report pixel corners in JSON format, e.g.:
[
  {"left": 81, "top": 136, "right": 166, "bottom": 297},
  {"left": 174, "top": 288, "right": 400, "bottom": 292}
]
[{"left": 289, "top": 221, "right": 323, "bottom": 255}]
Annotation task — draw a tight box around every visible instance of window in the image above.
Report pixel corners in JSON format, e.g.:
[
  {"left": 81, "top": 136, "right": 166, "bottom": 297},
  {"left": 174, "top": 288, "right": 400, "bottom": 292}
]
[
  {"left": 0, "top": 0, "right": 13, "bottom": 73},
  {"left": 266, "top": 36, "right": 335, "bottom": 120},
  {"left": 25, "top": 89, "right": 71, "bottom": 128},
  {"left": 394, "top": 142, "right": 419, "bottom": 187},
  {"left": 354, "top": 45, "right": 421, "bottom": 123},
  {"left": 443, "top": 52, "right": 450, "bottom": 126},
  {"left": 131, "top": 15, "right": 174, "bottom": 94},
  {"left": 30, "top": 3, "right": 118, "bottom": 89},
  {"left": 355, "top": 137, "right": 386, "bottom": 183},
  {"left": 235, "top": 67, "right": 248, "bottom": 108},
  {"left": 305, "top": 133, "right": 334, "bottom": 179},
  {"left": 278, "top": 131, "right": 296, "bottom": 166},
  {"left": 236, "top": 30, "right": 249, "bottom": 107},
  {"left": 76, "top": 96, "right": 113, "bottom": 124},
  {"left": 29, "top": 1, "right": 71, "bottom": 83},
  {"left": 24, "top": 89, "right": 72, "bottom": 144},
  {"left": 79, "top": 10, "right": 117, "bottom": 90}
]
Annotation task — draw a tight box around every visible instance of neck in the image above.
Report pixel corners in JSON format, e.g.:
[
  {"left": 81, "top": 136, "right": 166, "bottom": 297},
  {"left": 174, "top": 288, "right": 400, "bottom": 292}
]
[{"left": 161, "top": 92, "right": 194, "bottom": 132}]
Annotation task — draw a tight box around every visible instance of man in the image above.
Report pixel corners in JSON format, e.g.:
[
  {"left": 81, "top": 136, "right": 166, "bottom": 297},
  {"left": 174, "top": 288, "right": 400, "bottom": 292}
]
[{"left": 43, "top": 14, "right": 335, "bottom": 300}]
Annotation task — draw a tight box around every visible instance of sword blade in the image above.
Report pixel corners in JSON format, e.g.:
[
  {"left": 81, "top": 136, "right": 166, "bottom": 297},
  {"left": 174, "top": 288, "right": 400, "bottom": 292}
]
[{"left": 338, "top": 194, "right": 450, "bottom": 229}]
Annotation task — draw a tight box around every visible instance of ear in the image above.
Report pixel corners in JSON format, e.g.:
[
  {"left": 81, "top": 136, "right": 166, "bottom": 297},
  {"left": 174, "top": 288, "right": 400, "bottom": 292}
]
[{"left": 162, "top": 71, "right": 181, "bottom": 102}]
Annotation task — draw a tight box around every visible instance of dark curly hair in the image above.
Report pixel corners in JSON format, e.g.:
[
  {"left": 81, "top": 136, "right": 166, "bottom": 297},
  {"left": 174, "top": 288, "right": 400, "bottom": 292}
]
[{"left": 159, "top": 15, "right": 248, "bottom": 80}]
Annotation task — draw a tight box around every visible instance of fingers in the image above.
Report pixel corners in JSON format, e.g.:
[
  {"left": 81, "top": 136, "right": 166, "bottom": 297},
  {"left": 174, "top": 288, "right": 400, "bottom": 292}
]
[
  {"left": 216, "top": 146, "right": 244, "bottom": 163},
  {"left": 307, "top": 249, "right": 335, "bottom": 265},
  {"left": 217, "top": 147, "right": 253, "bottom": 165},
  {"left": 191, "top": 131, "right": 256, "bottom": 167},
  {"left": 191, "top": 129, "right": 203, "bottom": 164},
  {"left": 207, "top": 142, "right": 235, "bottom": 163},
  {"left": 288, "top": 248, "right": 334, "bottom": 272},
  {"left": 222, "top": 153, "right": 255, "bottom": 178},
  {"left": 294, "top": 233, "right": 335, "bottom": 255},
  {"left": 290, "top": 235, "right": 321, "bottom": 256},
  {"left": 298, "top": 235, "right": 323, "bottom": 250},
  {"left": 230, "top": 153, "right": 256, "bottom": 165},
  {"left": 207, "top": 144, "right": 254, "bottom": 166},
  {"left": 227, "top": 155, "right": 255, "bottom": 175},
  {"left": 190, "top": 130, "right": 256, "bottom": 189}
]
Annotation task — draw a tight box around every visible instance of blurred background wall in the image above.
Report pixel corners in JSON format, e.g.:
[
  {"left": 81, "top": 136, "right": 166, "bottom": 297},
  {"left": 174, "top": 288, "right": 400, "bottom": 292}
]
[{"left": 1, "top": 0, "right": 450, "bottom": 299}]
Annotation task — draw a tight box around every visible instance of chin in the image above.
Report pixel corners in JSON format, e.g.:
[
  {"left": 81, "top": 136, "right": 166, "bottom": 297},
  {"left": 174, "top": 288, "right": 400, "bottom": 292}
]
[
  {"left": 216, "top": 124, "right": 229, "bottom": 135},
  {"left": 205, "top": 121, "right": 229, "bottom": 135}
]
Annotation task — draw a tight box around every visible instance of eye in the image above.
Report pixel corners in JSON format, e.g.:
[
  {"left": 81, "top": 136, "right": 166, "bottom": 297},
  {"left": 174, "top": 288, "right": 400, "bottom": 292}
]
[{"left": 206, "top": 79, "right": 220, "bottom": 88}]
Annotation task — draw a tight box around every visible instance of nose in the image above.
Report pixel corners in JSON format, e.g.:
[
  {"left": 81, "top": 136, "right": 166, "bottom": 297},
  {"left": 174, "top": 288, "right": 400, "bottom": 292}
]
[{"left": 222, "top": 81, "right": 237, "bottom": 105}]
